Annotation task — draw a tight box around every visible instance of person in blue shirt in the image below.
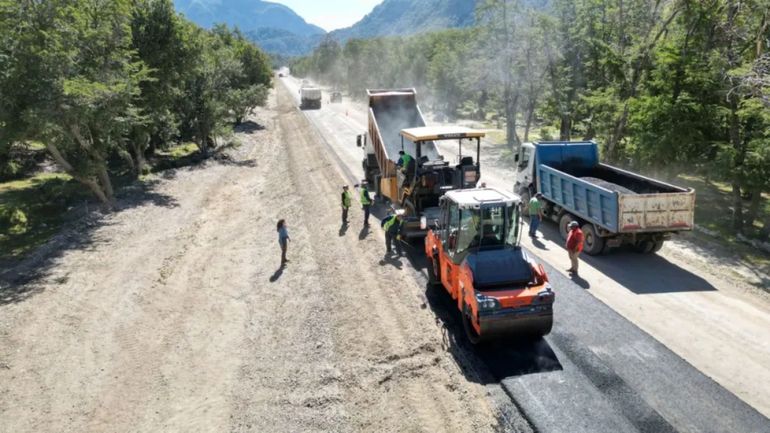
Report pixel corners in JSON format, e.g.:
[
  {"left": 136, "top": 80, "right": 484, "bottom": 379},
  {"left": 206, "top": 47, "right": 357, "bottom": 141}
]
[{"left": 277, "top": 219, "right": 290, "bottom": 266}]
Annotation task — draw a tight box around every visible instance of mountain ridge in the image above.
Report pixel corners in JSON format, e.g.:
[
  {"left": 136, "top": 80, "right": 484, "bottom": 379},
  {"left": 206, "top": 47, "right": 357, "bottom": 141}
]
[
  {"left": 330, "top": 0, "right": 477, "bottom": 42},
  {"left": 174, "top": 0, "right": 480, "bottom": 56},
  {"left": 173, "top": 0, "right": 324, "bottom": 36}
]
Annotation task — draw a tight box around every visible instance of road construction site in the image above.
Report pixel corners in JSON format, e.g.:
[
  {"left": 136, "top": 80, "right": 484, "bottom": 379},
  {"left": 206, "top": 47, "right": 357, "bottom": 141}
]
[
  {"left": 0, "top": 79, "right": 768, "bottom": 433},
  {"left": 281, "top": 76, "right": 770, "bottom": 431}
]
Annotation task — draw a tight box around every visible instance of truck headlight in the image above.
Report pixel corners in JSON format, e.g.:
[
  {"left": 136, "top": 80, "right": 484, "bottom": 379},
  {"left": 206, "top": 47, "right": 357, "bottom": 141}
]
[{"left": 420, "top": 216, "right": 427, "bottom": 230}]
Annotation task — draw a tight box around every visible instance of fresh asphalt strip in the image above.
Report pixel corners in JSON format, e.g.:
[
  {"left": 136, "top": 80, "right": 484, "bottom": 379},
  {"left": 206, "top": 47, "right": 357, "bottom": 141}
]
[
  {"left": 501, "top": 254, "right": 769, "bottom": 433},
  {"left": 289, "top": 82, "right": 770, "bottom": 433}
]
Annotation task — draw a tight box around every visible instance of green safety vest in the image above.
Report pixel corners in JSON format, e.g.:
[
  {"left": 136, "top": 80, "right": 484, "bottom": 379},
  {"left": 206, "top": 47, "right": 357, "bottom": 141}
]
[
  {"left": 342, "top": 190, "right": 352, "bottom": 208},
  {"left": 384, "top": 215, "right": 399, "bottom": 231},
  {"left": 360, "top": 188, "right": 372, "bottom": 205},
  {"left": 401, "top": 153, "right": 413, "bottom": 167}
]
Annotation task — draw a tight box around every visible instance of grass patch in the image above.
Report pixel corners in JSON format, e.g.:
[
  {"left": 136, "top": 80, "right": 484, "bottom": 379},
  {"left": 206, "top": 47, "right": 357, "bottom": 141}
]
[
  {"left": 0, "top": 172, "right": 90, "bottom": 260},
  {"left": 150, "top": 142, "right": 203, "bottom": 172},
  {"left": 670, "top": 173, "right": 770, "bottom": 271},
  {"left": 157, "top": 142, "right": 199, "bottom": 159}
]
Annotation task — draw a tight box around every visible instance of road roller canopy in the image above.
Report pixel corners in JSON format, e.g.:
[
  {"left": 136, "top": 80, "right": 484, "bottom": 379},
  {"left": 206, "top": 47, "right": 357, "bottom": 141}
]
[
  {"left": 400, "top": 126, "right": 486, "bottom": 142},
  {"left": 443, "top": 187, "right": 521, "bottom": 210},
  {"left": 441, "top": 188, "right": 524, "bottom": 253}
]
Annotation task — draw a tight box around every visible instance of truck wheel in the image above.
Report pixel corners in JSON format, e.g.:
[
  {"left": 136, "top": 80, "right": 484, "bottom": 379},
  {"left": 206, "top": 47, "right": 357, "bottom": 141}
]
[
  {"left": 559, "top": 213, "right": 574, "bottom": 240},
  {"left": 634, "top": 240, "right": 655, "bottom": 254},
  {"left": 581, "top": 224, "right": 605, "bottom": 256},
  {"left": 462, "top": 307, "right": 483, "bottom": 345},
  {"left": 652, "top": 239, "right": 665, "bottom": 253}
]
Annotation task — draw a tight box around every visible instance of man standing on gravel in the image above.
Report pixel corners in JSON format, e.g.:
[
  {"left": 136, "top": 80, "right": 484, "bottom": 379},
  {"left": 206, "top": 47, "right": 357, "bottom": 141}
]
[
  {"left": 566, "top": 221, "right": 584, "bottom": 275},
  {"left": 528, "top": 192, "right": 544, "bottom": 238},
  {"left": 341, "top": 185, "right": 352, "bottom": 225},
  {"left": 358, "top": 182, "right": 372, "bottom": 226}
]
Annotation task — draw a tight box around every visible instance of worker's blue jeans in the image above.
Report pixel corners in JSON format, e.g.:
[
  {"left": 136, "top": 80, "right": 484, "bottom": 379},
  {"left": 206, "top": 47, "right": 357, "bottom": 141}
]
[{"left": 529, "top": 216, "right": 540, "bottom": 237}]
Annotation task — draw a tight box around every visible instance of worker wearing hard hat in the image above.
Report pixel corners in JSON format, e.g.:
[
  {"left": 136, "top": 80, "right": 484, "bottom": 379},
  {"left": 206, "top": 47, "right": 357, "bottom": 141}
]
[
  {"left": 566, "top": 221, "right": 584, "bottom": 275},
  {"left": 382, "top": 209, "right": 405, "bottom": 256}
]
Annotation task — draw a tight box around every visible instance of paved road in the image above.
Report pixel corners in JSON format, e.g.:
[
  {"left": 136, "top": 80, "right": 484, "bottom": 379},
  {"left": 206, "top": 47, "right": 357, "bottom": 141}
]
[{"left": 283, "top": 78, "right": 770, "bottom": 432}]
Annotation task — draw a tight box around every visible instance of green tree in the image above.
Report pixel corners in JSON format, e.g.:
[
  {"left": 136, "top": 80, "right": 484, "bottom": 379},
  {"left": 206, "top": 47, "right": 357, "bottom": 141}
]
[{"left": 0, "top": 0, "right": 148, "bottom": 206}]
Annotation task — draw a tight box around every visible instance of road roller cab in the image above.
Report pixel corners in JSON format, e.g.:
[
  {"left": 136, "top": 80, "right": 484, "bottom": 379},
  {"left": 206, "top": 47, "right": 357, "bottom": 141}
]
[{"left": 424, "top": 187, "right": 554, "bottom": 344}]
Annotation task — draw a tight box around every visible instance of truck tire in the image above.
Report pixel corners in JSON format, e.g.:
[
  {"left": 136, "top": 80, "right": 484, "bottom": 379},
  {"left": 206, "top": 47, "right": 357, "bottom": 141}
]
[
  {"left": 559, "top": 213, "right": 575, "bottom": 240},
  {"left": 634, "top": 240, "right": 655, "bottom": 254},
  {"left": 581, "top": 223, "right": 605, "bottom": 256},
  {"left": 652, "top": 239, "right": 665, "bottom": 253}
]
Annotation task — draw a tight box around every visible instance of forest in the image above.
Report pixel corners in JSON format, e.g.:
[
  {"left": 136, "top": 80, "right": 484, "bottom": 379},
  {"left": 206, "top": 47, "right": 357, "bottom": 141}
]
[
  {"left": 0, "top": 0, "right": 273, "bottom": 207},
  {"left": 291, "top": 0, "right": 770, "bottom": 241}
]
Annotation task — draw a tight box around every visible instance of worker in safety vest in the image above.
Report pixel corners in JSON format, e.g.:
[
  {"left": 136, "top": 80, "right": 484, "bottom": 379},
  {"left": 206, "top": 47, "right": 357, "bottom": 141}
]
[
  {"left": 341, "top": 185, "right": 352, "bottom": 225},
  {"left": 396, "top": 150, "right": 413, "bottom": 170},
  {"left": 358, "top": 182, "right": 372, "bottom": 226},
  {"left": 397, "top": 150, "right": 416, "bottom": 188},
  {"left": 382, "top": 210, "right": 405, "bottom": 256}
]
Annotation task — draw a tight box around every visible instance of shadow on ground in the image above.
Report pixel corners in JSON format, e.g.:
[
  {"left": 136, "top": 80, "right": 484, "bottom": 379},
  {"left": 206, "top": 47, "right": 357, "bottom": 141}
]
[{"left": 532, "top": 217, "right": 717, "bottom": 294}]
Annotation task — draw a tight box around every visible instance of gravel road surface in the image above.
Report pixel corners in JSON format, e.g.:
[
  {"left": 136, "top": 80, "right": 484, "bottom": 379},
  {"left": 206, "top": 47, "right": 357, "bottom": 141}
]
[{"left": 0, "top": 88, "right": 526, "bottom": 432}]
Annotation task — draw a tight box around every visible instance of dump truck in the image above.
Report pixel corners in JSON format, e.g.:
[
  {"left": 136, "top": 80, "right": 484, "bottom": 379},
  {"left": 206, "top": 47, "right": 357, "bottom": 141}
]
[
  {"left": 425, "top": 187, "right": 555, "bottom": 344},
  {"left": 299, "top": 86, "right": 322, "bottom": 110},
  {"left": 514, "top": 141, "right": 696, "bottom": 255},
  {"left": 356, "top": 89, "right": 483, "bottom": 237}
]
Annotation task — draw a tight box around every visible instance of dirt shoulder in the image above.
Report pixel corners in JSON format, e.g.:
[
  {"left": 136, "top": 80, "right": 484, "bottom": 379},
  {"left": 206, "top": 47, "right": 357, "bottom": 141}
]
[{"left": 0, "top": 88, "right": 513, "bottom": 432}]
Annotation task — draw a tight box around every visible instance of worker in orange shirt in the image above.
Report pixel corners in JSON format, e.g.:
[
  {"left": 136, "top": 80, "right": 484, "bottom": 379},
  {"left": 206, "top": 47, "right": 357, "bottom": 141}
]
[{"left": 566, "top": 221, "right": 584, "bottom": 275}]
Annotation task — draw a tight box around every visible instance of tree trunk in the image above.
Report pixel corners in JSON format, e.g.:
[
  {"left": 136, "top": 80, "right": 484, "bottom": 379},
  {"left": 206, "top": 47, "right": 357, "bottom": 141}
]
[
  {"left": 504, "top": 86, "right": 520, "bottom": 151},
  {"left": 607, "top": 104, "right": 630, "bottom": 163},
  {"left": 744, "top": 188, "right": 763, "bottom": 230},
  {"left": 96, "top": 163, "right": 115, "bottom": 203},
  {"left": 46, "top": 142, "right": 113, "bottom": 208},
  {"left": 523, "top": 100, "right": 536, "bottom": 142},
  {"left": 729, "top": 97, "right": 745, "bottom": 233},
  {"left": 135, "top": 146, "right": 147, "bottom": 176},
  {"left": 559, "top": 115, "right": 571, "bottom": 141},
  {"left": 732, "top": 182, "right": 744, "bottom": 233}
]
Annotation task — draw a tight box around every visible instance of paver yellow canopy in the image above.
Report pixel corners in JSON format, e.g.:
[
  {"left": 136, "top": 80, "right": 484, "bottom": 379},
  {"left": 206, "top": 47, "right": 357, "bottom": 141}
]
[{"left": 399, "top": 126, "right": 486, "bottom": 142}]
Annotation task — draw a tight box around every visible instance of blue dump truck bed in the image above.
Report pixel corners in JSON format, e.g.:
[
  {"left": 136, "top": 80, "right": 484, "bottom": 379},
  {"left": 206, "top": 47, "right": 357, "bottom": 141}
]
[{"left": 535, "top": 142, "right": 695, "bottom": 234}]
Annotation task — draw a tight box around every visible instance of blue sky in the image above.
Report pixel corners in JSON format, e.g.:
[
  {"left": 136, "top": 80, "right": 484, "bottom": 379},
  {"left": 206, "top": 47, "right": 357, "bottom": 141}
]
[{"left": 272, "top": 0, "right": 381, "bottom": 31}]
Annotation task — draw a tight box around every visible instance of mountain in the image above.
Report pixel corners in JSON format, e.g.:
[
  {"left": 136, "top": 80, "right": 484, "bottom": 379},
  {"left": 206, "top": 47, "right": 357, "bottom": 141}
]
[
  {"left": 174, "top": 0, "right": 480, "bottom": 56},
  {"left": 330, "top": 0, "right": 478, "bottom": 41},
  {"left": 244, "top": 27, "right": 320, "bottom": 57},
  {"left": 173, "top": 0, "right": 325, "bottom": 36}
]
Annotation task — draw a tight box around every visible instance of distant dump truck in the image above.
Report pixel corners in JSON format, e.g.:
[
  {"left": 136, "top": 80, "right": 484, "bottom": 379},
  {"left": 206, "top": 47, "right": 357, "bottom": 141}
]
[
  {"left": 299, "top": 86, "right": 322, "bottom": 110},
  {"left": 356, "top": 88, "right": 483, "bottom": 237},
  {"left": 425, "top": 187, "right": 554, "bottom": 344},
  {"left": 515, "top": 141, "right": 696, "bottom": 254}
]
